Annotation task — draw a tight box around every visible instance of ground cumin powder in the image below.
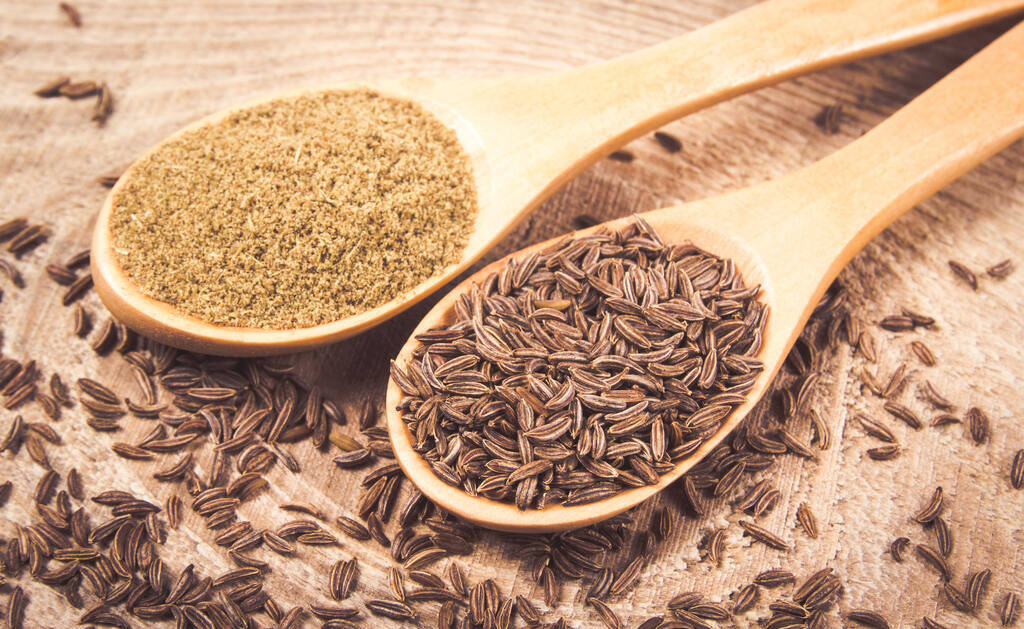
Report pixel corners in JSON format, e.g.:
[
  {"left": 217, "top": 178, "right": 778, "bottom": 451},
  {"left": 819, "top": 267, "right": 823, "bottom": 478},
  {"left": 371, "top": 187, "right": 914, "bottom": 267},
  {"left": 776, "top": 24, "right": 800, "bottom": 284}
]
[{"left": 110, "top": 89, "right": 477, "bottom": 329}]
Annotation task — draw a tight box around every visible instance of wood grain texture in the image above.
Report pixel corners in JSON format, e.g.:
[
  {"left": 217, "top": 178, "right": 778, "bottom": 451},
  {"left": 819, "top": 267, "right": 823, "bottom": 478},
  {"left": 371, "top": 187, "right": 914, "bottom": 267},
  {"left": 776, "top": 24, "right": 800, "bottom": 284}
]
[{"left": 1, "top": 1, "right": 1022, "bottom": 628}]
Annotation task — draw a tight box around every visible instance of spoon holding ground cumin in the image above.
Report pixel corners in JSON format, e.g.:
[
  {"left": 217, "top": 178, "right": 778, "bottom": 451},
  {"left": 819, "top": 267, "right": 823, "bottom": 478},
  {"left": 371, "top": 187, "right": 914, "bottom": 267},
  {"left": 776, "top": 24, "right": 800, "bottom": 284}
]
[{"left": 110, "top": 89, "right": 478, "bottom": 329}]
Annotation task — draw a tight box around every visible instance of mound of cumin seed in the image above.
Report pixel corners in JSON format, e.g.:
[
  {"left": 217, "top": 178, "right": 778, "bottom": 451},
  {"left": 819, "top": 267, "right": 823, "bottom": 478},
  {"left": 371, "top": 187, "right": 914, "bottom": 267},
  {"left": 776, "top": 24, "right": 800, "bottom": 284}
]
[
  {"left": 392, "top": 217, "right": 767, "bottom": 510},
  {"left": 111, "top": 89, "right": 477, "bottom": 329}
]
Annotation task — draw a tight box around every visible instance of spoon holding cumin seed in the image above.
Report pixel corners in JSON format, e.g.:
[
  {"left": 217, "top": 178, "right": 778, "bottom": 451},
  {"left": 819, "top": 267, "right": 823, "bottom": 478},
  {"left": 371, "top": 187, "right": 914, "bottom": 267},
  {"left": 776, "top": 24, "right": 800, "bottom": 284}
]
[{"left": 386, "top": 22, "right": 1024, "bottom": 532}]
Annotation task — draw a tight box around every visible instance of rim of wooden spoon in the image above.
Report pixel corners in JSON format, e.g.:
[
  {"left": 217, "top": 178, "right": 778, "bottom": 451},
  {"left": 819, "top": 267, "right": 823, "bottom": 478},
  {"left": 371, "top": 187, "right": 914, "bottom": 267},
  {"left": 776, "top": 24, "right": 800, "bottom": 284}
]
[
  {"left": 91, "top": 82, "right": 496, "bottom": 357},
  {"left": 385, "top": 214, "right": 776, "bottom": 533}
]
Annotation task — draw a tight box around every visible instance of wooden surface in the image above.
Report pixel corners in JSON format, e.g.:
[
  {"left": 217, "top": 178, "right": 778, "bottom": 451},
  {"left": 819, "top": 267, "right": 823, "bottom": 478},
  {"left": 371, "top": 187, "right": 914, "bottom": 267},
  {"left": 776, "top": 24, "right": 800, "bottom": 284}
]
[{"left": 2, "top": 1, "right": 1023, "bottom": 628}]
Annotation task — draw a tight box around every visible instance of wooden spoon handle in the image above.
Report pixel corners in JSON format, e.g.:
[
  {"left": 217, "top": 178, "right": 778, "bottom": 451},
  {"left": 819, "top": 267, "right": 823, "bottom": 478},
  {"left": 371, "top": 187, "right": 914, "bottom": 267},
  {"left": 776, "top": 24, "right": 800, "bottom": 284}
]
[
  {"left": 572, "top": 0, "right": 1024, "bottom": 136},
  {"left": 466, "top": 0, "right": 1024, "bottom": 223},
  {"left": 743, "top": 17, "right": 1024, "bottom": 297}
]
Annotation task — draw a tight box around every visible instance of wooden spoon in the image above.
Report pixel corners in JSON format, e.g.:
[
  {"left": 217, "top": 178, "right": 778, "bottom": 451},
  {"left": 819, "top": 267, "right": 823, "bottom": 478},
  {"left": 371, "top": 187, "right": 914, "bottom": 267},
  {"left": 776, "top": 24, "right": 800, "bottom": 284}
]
[
  {"left": 385, "top": 20, "right": 1024, "bottom": 532},
  {"left": 91, "top": 0, "right": 1024, "bottom": 356}
]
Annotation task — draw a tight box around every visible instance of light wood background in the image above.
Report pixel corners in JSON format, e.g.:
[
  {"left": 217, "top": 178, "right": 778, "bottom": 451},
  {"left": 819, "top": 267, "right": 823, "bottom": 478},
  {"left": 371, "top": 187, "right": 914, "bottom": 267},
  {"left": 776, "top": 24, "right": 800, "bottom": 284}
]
[{"left": 1, "top": 1, "right": 1023, "bottom": 627}]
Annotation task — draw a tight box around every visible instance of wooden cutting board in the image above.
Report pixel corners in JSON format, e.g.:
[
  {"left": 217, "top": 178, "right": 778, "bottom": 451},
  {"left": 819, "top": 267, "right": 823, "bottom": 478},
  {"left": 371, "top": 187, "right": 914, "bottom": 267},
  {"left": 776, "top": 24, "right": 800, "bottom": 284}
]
[{"left": 1, "top": 1, "right": 1022, "bottom": 627}]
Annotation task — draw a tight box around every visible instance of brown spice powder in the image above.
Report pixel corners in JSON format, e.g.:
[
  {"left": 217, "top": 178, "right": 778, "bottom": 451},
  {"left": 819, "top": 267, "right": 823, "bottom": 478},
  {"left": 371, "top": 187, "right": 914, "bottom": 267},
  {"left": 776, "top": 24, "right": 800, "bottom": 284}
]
[{"left": 111, "top": 89, "right": 477, "bottom": 329}]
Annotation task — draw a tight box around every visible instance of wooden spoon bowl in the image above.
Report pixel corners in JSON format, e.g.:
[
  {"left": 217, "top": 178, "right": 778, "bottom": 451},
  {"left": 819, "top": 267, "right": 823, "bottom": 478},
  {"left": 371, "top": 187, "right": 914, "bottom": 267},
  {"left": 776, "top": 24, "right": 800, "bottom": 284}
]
[
  {"left": 91, "top": 0, "right": 1024, "bottom": 356},
  {"left": 386, "top": 219, "right": 774, "bottom": 532},
  {"left": 386, "top": 21, "right": 1024, "bottom": 532},
  {"left": 91, "top": 85, "right": 493, "bottom": 355}
]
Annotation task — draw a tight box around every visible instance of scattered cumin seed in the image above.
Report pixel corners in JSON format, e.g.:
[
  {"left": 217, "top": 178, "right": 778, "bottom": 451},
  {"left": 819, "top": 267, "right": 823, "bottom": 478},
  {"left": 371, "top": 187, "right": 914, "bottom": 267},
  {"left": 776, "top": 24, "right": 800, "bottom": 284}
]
[
  {"left": 59, "top": 2, "right": 81, "bottom": 26},
  {"left": 910, "top": 340, "right": 936, "bottom": 366},
  {"left": 813, "top": 103, "right": 842, "bottom": 134},
  {"left": 590, "top": 598, "right": 621, "bottom": 629},
  {"left": 65, "top": 249, "right": 90, "bottom": 269},
  {"left": 4, "top": 383, "right": 36, "bottom": 410},
  {"left": 572, "top": 214, "right": 601, "bottom": 230},
  {"left": 793, "top": 567, "right": 839, "bottom": 608},
  {"left": 166, "top": 494, "right": 182, "bottom": 528},
  {"left": 92, "top": 82, "right": 113, "bottom": 124},
  {"left": 754, "top": 569, "right": 795, "bottom": 587},
  {"left": 944, "top": 582, "right": 973, "bottom": 612},
  {"left": 948, "top": 260, "right": 978, "bottom": 289},
  {"left": 848, "top": 610, "right": 890, "bottom": 628},
  {"left": 884, "top": 401, "right": 922, "bottom": 430},
  {"left": 706, "top": 529, "right": 726, "bottom": 564},
  {"left": 365, "top": 599, "right": 414, "bottom": 621},
  {"left": 867, "top": 444, "right": 900, "bottom": 460},
  {"left": 901, "top": 307, "right": 935, "bottom": 327},
  {"left": 738, "top": 520, "right": 790, "bottom": 551},
  {"left": 1002, "top": 591, "right": 1020, "bottom": 626},
  {"left": 0, "top": 259, "right": 25, "bottom": 288},
  {"left": 913, "top": 486, "right": 944, "bottom": 523},
  {"left": 44, "top": 263, "right": 76, "bottom": 286},
  {"left": 7, "top": 586, "right": 25, "bottom": 628},
  {"left": 0, "top": 218, "right": 27, "bottom": 242},
  {"left": 860, "top": 367, "right": 883, "bottom": 396},
  {"left": 922, "top": 380, "right": 952, "bottom": 409},
  {"left": 35, "top": 76, "right": 70, "bottom": 97},
  {"left": 279, "top": 503, "right": 324, "bottom": 519},
  {"left": 1011, "top": 449, "right": 1024, "bottom": 489},
  {"left": 809, "top": 409, "right": 831, "bottom": 450},
  {"left": 966, "top": 569, "right": 991, "bottom": 609},
  {"left": 882, "top": 363, "right": 907, "bottom": 399},
  {"left": 916, "top": 544, "right": 951, "bottom": 581},
  {"left": 890, "top": 537, "right": 910, "bottom": 562},
  {"left": 34, "top": 469, "right": 59, "bottom": 504},
  {"left": 62, "top": 273, "right": 93, "bottom": 305},
  {"left": 59, "top": 80, "right": 99, "bottom": 99},
  {"left": 8, "top": 224, "right": 48, "bottom": 255},
  {"left": 796, "top": 503, "right": 818, "bottom": 538},
  {"left": 987, "top": 258, "right": 1013, "bottom": 278},
  {"left": 733, "top": 583, "right": 759, "bottom": 614},
  {"left": 97, "top": 173, "right": 121, "bottom": 187},
  {"left": 858, "top": 331, "right": 878, "bottom": 362},
  {"left": 966, "top": 406, "right": 989, "bottom": 444},
  {"left": 858, "top": 414, "right": 896, "bottom": 443},
  {"left": 668, "top": 592, "right": 703, "bottom": 610},
  {"left": 754, "top": 488, "right": 781, "bottom": 517},
  {"left": 933, "top": 516, "right": 953, "bottom": 557},
  {"left": 653, "top": 131, "right": 682, "bottom": 153},
  {"left": 61, "top": 468, "right": 82, "bottom": 501},
  {"left": 387, "top": 566, "right": 405, "bottom": 602},
  {"left": 879, "top": 315, "right": 914, "bottom": 332},
  {"left": 90, "top": 318, "right": 117, "bottom": 353},
  {"left": 334, "top": 515, "right": 371, "bottom": 541},
  {"left": 69, "top": 304, "right": 91, "bottom": 338},
  {"left": 931, "top": 413, "right": 960, "bottom": 427},
  {"left": 609, "top": 556, "right": 644, "bottom": 596}
]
